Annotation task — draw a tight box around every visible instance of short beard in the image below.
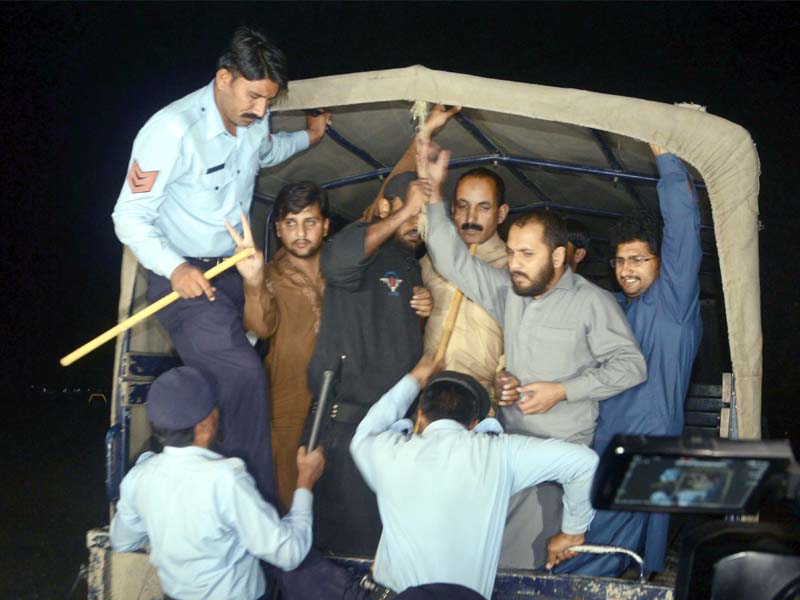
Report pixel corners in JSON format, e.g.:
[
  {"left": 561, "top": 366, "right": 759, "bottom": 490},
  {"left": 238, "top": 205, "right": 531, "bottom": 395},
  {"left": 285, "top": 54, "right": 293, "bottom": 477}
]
[
  {"left": 394, "top": 230, "right": 421, "bottom": 254},
  {"left": 511, "top": 260, "right": 555, "bottom": 297}
]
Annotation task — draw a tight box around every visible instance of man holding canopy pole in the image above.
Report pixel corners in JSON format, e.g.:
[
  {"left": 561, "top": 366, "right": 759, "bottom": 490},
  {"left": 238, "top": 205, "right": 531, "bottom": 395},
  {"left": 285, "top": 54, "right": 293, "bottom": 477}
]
[{"left": 111, "top": 26, "right": 329, "bottom": 500}]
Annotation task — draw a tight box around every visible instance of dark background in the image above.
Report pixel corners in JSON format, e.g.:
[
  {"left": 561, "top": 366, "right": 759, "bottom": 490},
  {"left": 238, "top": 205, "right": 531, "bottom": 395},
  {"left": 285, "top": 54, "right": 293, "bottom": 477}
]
[{"left": 1, "top": 3, "right": 798, "bottom": 597}]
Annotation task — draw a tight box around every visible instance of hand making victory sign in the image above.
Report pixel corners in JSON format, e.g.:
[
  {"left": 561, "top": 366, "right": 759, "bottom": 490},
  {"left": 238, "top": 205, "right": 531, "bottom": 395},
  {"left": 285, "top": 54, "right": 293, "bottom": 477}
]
[{"left": 225, "top": 213, "right": 265, "bottom": 288}]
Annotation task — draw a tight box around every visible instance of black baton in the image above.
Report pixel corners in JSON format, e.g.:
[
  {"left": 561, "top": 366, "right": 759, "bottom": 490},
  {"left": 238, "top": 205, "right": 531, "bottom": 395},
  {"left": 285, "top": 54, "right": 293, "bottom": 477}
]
[{"left": 308, "top": 355, "right": 345, "bottom": 452}]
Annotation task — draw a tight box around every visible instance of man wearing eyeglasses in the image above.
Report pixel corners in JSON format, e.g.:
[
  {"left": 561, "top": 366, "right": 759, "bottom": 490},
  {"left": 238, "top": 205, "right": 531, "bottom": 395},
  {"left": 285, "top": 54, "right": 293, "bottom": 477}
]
[{"left": 553, "top": 143, "right": 703, "bottom": 578}]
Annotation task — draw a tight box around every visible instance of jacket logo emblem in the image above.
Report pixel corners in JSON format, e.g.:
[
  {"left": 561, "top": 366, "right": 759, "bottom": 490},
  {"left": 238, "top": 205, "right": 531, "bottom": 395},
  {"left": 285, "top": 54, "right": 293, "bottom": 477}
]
[
  {"left": 127, "top": 160, "right": 158, "bottom": 194},
  {"left": 380, "top": 271, "right": 403, "bottom": 296}
]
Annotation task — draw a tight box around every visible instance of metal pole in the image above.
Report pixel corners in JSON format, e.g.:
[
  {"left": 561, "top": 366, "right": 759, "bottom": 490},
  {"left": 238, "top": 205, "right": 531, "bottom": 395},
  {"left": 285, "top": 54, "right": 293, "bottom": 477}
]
[
  {"left": 308, "top": 355, "right": 346, "bottom": 452},
  {"left": 308, "top": 370, "right": 335, "bottom": 452}
]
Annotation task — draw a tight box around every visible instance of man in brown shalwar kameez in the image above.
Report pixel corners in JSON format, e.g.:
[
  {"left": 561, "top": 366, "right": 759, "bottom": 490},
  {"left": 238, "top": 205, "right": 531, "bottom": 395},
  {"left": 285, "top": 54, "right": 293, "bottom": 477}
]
[{"left": 229, "top": 181, "right": 329, "bottom": 511}]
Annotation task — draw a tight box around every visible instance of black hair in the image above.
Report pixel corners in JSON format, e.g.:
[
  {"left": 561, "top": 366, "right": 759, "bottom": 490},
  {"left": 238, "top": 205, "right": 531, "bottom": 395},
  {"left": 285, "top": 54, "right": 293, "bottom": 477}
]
[
  {"left": 151, "top": 424, "right": 195, "bottom": 449},
  {"left": 217, "top": 26, "right": 288, "bottom": 96},
  {"left": 565, "top": 218, "right": 591, "bottom": 250},
  {"left": 455, "top": 167, "right": 506, "bottom": 207},
  {"left": 510, "top": 209, "right": 568, "bottom": 252},
  {"left": 608, "top": 209, "right": 663, "bottom": 257},
  {"left": 420, "top": 381, "right": 479, "bottom": 427},
  {"left": 274, "top": 181, "right": 329, "bottom": 220}
]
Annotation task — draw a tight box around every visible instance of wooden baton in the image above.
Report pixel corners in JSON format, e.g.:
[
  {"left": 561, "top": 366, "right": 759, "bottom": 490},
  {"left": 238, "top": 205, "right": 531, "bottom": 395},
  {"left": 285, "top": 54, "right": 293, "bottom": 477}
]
[
  {"left": 433, "top": 243, "right": 478, "bottom": 363},
  {"left": 59, "top": 248, "right": 255, "bottom": 367}
]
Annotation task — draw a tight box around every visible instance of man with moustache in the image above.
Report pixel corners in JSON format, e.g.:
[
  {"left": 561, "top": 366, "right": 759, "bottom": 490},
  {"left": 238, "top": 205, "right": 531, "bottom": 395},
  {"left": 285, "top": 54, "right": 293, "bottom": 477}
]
[
  {"left": 112, "top": 26, "right": 329, "bottom": 501},
  {"left": 303, "top": 174, "right": 433, "bottom": 557},
  {"left": 554, "top": 144, "right": 703, "bottom": 577},
  {"left": 419, "top": 141, "right": 646, "bottom": 568},
  {"left": 228, "top": 182, "right": 329, "bottom": 512},
  {"left": 421, "top": 167, "right": 509, "bottom": 404}
]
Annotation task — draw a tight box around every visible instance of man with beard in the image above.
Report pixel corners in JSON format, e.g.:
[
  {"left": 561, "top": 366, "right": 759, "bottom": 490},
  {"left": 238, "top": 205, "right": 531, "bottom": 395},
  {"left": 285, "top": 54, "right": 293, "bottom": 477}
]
[
  {"left": 228, "top": 182, "right": 329, "bottom": 512},
  {"left": 110, "top": 367, "right": 326, "bottom": 600},
  {"left": 419, "top": 141, "right": 646, "bottom": 568},
  {"left": 303, "top": 174, "right": 433, "bottom": 557},
  {"left": 112, "top": 26, "right": 329, "bottom": 501},
  {"left": 553, "top": 144, "right": 703, "bottom": 577},
  {"left": 421, "top": 167, "right": 509, "bottom": 405}
]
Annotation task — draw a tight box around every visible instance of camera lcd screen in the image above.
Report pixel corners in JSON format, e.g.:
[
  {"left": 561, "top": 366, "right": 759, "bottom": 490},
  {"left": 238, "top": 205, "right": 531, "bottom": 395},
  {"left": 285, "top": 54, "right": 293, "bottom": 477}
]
[{"left": 613, "top": 455, "right": 771, "bottom": 511}]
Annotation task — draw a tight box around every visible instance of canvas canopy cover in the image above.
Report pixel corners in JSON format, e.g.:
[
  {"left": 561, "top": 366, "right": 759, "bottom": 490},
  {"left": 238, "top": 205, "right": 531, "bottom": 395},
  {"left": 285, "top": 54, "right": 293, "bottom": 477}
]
[{"left": 114, "top": 65, "right": 761, "bottom": 439}]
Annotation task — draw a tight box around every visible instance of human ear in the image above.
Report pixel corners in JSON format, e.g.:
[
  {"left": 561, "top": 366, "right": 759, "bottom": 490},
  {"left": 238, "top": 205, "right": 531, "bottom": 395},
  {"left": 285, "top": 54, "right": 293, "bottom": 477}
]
[
  {"left": 215, "top": 68, "right": 232, "bottom": 90},
  {"left": 497, "top": 203, "right": 510, "bottom": 224},
  {"left": 378, "top": 198, "right": 391, "bottom": 219},
  {"left": 553, "top": 246, "right": 567, "bottom": 268}
]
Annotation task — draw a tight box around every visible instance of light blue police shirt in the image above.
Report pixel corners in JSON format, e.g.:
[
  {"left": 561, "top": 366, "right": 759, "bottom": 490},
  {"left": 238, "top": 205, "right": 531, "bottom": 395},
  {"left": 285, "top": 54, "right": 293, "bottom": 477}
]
[
  {"left": 110, "top": 446, "right": 313, "bottom": 600},
  {"left": 350, "top": 375, "right": 598, "bottom": 599},
  {"left": 112, "top": 81, "right": 310, "bottom": 278}
]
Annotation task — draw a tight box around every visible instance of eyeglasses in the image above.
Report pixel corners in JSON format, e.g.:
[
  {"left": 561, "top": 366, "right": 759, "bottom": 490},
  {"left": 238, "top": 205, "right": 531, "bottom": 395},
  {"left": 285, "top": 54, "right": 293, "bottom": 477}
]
[{"left": 609, "top": 256, "right": 658, "bottom": 268}]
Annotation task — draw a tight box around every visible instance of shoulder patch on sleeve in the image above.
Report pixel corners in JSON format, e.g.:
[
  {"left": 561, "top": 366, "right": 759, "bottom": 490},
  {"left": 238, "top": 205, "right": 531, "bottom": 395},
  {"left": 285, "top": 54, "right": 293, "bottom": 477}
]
[{"left": 127, "top": 160, "right": 158, "bottom": 193}]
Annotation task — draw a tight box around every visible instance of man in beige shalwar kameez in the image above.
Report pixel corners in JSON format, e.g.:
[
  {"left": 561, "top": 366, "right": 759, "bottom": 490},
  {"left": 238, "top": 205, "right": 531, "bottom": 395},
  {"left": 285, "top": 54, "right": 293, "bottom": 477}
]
[{"left": 421, "top": 168, "right": 509, "bottom": 404}]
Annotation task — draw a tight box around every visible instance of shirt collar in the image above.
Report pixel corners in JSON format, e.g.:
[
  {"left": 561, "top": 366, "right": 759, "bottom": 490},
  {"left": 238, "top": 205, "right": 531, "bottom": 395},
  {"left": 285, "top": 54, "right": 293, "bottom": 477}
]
[
  {"left": 422, "top": 419, "right": 467, "bottom": 435},
  {"left": 163, "top": 445, "right": 223, "bottom": 460},
  {"left": 200, "top": 80, "right": 229, "bottom": 140}
]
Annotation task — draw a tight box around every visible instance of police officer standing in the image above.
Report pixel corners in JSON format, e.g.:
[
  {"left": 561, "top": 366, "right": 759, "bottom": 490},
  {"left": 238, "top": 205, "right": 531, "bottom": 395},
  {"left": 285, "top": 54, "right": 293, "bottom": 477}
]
[{"left": 112, "top": 26, "right": 329, "bottom": 500}]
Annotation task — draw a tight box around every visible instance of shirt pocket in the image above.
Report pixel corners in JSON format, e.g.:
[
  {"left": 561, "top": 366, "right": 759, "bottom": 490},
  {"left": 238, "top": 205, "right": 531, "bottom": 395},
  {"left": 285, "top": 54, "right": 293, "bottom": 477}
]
[{"left": 192, "top": 165, "right": 235, "bottom": 213}]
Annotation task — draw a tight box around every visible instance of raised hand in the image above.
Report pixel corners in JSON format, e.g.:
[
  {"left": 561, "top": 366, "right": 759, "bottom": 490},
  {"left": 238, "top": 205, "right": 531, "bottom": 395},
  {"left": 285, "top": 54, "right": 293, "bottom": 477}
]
[
  {"left": 416, "top": 137, "right": 451, "bottom": 202},
  {"left": 306, "top": 110, "right": 332, "bottom": 145},
  {"left": 225, "top": 213, "right": 264, "bottom": 286},
  {"left": 404, "top": 179, "right": 433, "bottom": 216},
  {"left": 420, "top": 104, "right": 461, "bottom": 143},
  {"left": 649, "top": 142, "right": 668, "bottom": 156},
  {"left": 410, "top": 354, "right": 444, "bottom": 387}
]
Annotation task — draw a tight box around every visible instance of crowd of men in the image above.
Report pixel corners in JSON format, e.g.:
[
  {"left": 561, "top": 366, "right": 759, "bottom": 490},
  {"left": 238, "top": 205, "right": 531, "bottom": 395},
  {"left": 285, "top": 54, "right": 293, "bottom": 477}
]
[{"left": 109, "top": 26, "right": 703, "bottom": 600}]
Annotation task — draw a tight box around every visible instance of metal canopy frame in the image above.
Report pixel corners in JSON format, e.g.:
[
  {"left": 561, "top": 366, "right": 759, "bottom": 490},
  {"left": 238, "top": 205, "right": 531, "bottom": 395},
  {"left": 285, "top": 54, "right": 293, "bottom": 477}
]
[{"left": 255, "top": 115, "right": 710, "bottom": 233}]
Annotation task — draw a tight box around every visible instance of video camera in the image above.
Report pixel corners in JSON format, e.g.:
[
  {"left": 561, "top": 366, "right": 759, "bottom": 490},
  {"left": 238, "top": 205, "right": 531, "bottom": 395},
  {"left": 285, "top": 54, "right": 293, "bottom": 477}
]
[{"left": 593, "top": 435, "right": 800, "bottom": 600}]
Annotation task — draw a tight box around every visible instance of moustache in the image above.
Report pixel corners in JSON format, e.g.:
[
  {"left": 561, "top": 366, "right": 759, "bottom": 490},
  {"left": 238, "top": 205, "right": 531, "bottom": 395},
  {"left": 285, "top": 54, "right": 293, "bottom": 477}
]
[
  {"left": 461, "top": 223, "right": 483, "bottom": 232},
  {"left": 241, "top": 112, "right": 260, "bottom": 120},
  {"left": 510, "top": 271, "right": 529, "bottom": 280}
]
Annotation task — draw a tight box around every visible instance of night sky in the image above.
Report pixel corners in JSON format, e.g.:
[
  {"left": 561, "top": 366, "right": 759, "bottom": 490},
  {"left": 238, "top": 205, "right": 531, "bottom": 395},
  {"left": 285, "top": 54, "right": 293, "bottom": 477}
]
[{"left": 2, "top": 2, "right": 798, "bottom": 438}]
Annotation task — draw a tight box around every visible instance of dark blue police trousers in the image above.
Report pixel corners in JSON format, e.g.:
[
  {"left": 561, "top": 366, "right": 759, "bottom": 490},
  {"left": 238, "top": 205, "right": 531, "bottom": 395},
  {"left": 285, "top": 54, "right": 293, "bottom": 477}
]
[
  {"left": 272, "top": 549, "right": 485, "bottom": 600},
  {"left": 147, "top": 264, "right": 276, "bottom": 503}
]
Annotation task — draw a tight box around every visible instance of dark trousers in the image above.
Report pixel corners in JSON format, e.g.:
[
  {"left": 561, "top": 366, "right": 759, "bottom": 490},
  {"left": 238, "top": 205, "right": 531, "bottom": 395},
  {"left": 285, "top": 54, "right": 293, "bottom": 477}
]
[
  {"left": 272, "top": 549, "right": 485, "bottom": 600},
  {"left": 147, "top": 265, "right": 276, "bottom": 502},
  {"left": 301, "top": 413, "right": 382, "bottom": 557}
]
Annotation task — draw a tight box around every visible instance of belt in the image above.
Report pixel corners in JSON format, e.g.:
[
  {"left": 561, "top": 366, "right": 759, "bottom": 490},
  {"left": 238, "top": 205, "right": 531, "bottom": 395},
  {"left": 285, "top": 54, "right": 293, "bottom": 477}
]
[
  {"left": 308, "top": 399, "right": 369, "bottom": 424},
  {"left": 329, "top": 402, "right": 369, "bottom": 423},
  {"left": 359, "top": 574, "right": 396, "bottom": 600},
  {"left": 185, "top": 256, "right": 231, "bottom": 267}
]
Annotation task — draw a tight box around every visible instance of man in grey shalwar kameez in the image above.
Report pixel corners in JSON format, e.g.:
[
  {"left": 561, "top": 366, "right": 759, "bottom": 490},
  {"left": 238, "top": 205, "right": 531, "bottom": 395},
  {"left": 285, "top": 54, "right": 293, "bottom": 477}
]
[{"left": 419, "top": 143, "right": 647, "bottom": 568}]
